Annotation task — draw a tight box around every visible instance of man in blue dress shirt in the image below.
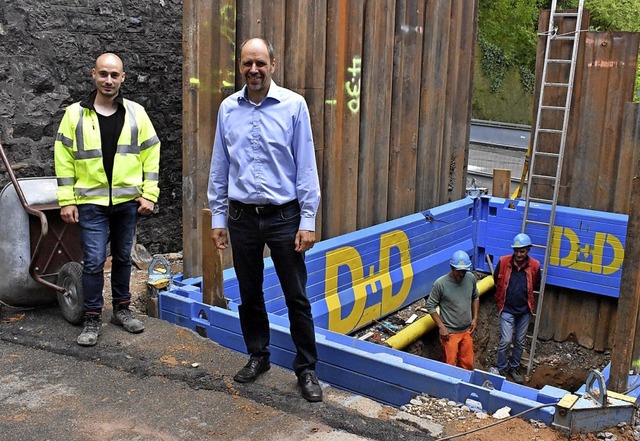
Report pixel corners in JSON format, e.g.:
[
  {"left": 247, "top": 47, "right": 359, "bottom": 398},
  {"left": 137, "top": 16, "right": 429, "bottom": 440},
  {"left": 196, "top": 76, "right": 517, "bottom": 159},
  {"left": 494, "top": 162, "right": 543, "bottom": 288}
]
[{"left": 208, "top": 37, "right": 322, "bottom": 402}]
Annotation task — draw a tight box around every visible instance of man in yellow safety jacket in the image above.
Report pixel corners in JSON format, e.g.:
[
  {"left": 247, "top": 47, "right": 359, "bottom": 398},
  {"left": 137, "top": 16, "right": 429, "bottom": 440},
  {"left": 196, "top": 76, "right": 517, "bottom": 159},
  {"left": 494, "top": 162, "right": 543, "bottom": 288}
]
[{"left": 54, "top": 52, "right": 160, "bottom": 346}]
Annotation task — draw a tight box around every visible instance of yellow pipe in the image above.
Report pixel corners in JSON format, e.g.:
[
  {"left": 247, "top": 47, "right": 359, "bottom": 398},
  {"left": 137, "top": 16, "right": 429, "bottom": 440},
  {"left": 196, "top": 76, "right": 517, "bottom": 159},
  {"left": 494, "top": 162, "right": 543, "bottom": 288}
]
[{"left": 384, "top": 275, "right": 495, "bottom": 350}]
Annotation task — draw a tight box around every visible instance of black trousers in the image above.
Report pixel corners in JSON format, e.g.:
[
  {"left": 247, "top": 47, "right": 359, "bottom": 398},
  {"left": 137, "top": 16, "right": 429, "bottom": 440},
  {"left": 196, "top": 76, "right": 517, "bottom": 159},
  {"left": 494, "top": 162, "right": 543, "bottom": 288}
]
[{"left": 228, "top": 200, "right": 318, "bottom": 376}]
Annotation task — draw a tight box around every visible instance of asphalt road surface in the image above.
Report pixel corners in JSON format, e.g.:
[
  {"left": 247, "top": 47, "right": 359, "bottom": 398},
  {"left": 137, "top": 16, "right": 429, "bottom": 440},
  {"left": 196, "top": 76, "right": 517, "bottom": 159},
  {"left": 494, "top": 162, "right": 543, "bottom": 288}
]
[
  {"left": 468, "top": 120, "right": 529, "bottom": 195},
  {"left": 0, "top": 304, "right": 441, "bottom": 441},
  {"left": 469, "top": 120, "right": 530, "bottom": 149}
]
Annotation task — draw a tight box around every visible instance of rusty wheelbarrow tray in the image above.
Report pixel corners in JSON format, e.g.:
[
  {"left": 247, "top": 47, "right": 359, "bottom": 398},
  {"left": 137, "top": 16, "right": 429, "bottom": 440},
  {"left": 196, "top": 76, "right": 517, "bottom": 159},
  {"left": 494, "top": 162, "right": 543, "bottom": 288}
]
[{"left": 0, "top": 141, "right": 84, "bottom": 324}]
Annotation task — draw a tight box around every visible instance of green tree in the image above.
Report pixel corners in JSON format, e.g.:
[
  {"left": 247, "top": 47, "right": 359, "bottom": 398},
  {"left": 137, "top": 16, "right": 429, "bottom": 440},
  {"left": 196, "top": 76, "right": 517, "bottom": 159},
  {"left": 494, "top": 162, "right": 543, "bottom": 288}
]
[
  {"left": 479, "top": 0, "right": 640, "bottom": 101},
  {"left": 478, "top": 0, "right": 542, "bottom": 93},
  {"left": 562, "top": 0, "right": 640, "bottom": 32}
]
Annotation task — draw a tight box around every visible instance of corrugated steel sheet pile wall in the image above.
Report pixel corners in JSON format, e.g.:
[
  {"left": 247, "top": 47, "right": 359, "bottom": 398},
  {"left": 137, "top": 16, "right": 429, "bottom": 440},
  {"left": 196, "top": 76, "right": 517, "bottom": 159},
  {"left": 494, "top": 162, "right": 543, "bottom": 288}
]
[
  {"left": 182, "top": 0, "right": 479, "bottom": 274},
  {"left": 532, "top": 11, "right": 640, "bottom": 350}
]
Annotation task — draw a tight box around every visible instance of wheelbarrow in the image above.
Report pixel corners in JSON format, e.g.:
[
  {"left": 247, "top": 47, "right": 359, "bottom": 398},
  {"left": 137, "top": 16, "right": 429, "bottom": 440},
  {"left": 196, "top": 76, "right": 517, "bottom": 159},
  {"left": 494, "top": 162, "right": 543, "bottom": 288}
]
[{"left": 0, "top": 141, "right": 84, "bottom": 324}]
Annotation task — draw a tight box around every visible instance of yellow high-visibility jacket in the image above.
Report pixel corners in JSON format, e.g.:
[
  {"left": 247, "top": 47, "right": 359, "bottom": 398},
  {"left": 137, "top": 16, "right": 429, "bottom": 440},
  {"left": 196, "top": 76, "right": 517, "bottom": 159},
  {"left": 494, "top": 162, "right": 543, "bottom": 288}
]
[{"left": 54, "top": 96, "right": 160, "bottom": 207}]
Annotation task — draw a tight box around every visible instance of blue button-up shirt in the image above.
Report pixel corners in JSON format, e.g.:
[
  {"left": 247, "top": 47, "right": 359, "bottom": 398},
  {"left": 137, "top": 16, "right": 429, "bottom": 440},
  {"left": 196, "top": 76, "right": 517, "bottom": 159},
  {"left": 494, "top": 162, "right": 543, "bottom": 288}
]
[{"left": 208, "top": 82, "right": 320, "bottom": 231}]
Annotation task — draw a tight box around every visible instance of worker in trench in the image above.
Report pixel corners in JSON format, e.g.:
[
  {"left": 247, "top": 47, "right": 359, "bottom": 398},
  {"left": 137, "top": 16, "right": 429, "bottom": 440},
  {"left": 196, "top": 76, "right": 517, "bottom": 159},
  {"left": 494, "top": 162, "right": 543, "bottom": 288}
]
[
  {"left": 425, "top": 250, "right": 479, "bottom": 370},
  {"left": 490, "top": 233, "right": 541, "bottom": 384}
]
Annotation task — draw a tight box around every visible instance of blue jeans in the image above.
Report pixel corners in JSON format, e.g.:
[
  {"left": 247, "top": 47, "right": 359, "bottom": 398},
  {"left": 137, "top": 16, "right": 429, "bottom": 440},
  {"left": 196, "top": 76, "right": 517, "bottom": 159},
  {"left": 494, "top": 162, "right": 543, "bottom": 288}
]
[
  {"left": 77, "top": 201, "right": 139, "bottom": 314},
  {"left": 496, "top": 311, "right": 530, "bottom": 371},
  {"left": 227, "top": 200, "right": 318, "bottom": 376}
]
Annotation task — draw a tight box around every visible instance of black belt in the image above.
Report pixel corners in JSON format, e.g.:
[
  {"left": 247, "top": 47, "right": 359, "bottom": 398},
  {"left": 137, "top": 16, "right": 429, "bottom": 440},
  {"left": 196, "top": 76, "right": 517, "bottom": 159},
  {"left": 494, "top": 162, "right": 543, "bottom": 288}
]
[{"left": 230, "top": 199, "right": 299, "bottom": 214}]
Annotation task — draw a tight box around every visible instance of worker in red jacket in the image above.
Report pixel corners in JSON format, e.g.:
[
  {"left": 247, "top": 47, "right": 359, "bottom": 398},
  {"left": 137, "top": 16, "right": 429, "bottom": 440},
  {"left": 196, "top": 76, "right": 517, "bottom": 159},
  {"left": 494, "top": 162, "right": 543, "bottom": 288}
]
[{"left": 491, "top": 233, "right": 541, "bottom": 383}]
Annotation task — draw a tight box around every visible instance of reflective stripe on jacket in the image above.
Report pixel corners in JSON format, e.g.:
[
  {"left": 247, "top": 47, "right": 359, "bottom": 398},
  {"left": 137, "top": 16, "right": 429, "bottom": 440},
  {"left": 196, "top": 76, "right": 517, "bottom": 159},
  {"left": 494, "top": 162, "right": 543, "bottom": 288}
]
[
  {"left": 54, "top": 98, "right": 160, "bottom": 207},
  {"left": 494, "top": 254, "right": 540, "bottom": 314}
]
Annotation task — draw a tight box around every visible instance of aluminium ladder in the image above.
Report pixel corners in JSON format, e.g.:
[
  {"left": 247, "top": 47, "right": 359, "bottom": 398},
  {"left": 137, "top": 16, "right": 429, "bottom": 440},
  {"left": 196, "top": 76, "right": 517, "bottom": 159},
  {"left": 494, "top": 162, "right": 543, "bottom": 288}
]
[{"left": 521, "top": 0, "right": 584, "bottom": 378}]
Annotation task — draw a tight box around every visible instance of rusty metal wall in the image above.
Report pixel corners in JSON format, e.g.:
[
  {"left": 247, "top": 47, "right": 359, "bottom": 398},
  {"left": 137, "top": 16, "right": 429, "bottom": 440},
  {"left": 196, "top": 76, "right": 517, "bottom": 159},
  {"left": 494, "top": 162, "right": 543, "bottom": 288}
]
[
  {"left": 533, "top": 11, "right": 640, "bottom": 350},
  {"left": 182, "top": 0, "right": 479, "bottom": 275},
  {"left": 182, "top": 0, "right": 237, "bottom": 275}
]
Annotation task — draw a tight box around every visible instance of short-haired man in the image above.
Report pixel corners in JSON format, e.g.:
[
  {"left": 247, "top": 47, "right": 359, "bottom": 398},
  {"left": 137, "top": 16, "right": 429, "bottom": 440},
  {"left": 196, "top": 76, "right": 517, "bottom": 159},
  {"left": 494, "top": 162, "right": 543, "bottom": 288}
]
[
  {"left": 54, "top": 53, "right": 160, "bottom": 346},
  {"left": 492, "top": 233, "right": 541, "bottom": 383},
  {"left": 208, "top": 38, "right": 322, "bottom": 402}
]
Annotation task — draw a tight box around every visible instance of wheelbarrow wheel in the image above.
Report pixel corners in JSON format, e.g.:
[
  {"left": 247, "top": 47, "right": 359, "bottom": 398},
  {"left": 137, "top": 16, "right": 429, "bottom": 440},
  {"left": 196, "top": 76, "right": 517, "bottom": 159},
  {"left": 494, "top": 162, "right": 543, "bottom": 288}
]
[{"left": 56, "top": 262, "right": 85, "bottom": 325}]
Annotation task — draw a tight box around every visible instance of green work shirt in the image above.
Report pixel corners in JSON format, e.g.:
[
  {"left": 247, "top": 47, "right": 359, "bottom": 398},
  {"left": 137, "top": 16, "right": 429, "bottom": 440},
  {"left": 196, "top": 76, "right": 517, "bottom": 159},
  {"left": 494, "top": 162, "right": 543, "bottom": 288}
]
[{"left": 425, "top": 272, "right": 478, "bottom": 333}]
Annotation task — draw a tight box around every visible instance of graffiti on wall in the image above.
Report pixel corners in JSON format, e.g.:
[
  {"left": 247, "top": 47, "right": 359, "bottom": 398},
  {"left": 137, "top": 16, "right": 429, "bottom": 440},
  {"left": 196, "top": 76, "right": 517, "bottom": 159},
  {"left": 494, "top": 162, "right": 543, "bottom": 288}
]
[
  {"left": 323, "top": 55, "right": 363, "bottom": 113},
  {"left": 220, "top": 4, "right": 236, "bottom": 89},
  {"left": 345, "top": 56, "right": 362, "bottom": 114}
]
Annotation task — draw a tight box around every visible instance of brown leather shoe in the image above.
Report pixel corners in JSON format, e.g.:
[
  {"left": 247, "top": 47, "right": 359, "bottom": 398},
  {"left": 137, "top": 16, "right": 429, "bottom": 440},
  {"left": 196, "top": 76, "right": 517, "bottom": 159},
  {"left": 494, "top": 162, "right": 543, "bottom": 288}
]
[
  {"left": 298, "top": 371, "right": 323, "bottom": 402},
  {"left": 233, "top": 358, "right": 271, "bottom": 383}
]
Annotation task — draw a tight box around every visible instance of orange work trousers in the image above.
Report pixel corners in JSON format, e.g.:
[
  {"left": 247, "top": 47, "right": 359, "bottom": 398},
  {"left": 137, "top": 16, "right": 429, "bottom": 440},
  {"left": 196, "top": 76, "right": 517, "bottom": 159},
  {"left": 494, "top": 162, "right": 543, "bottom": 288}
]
[{"left": 440, "top": 329, "right": 474, "bottom": 370}]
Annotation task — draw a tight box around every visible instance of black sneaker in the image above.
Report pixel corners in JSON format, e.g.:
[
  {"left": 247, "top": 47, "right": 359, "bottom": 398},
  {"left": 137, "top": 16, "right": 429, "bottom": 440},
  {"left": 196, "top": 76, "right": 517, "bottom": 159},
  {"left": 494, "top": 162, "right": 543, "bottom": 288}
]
[
  {"left": 77, "top": 313, "right": 102, "bottom": 346},
  {"left": 111, "top": 305, "right": 144, "bottom": 333}
]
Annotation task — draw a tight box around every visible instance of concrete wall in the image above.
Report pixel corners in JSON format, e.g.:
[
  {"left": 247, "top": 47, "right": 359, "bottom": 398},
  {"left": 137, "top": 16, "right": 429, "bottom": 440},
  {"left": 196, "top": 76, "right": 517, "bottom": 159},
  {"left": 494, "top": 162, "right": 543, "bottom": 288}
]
[{"left": 0, "top": 0, "right": 183, "bottom": 253}]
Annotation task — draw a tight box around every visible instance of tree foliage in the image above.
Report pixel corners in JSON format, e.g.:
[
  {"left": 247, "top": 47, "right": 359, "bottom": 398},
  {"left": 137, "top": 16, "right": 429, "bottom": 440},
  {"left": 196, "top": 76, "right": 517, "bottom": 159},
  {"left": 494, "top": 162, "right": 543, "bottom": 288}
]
[
  {"left": 577, "top": 0, "right": 640, "bottom": 32},
  {"left": 478, "top": 0, "right": 545, "bottom": 92},
  {"left": 478, "top": 0, "right": 640, "bottom": 101}
]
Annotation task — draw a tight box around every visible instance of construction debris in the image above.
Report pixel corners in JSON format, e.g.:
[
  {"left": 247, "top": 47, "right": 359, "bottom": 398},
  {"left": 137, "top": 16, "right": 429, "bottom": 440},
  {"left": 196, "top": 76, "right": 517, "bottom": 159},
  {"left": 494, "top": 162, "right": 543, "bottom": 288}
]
[
  {"left": 401, "top": 393, "right": 640, "bottom": 440},
  {"left": 352, "top": 297, "right": 430, "bottom": 343},
  {"left": 400, "top": 393, "right": 491, "bottom": 424}
]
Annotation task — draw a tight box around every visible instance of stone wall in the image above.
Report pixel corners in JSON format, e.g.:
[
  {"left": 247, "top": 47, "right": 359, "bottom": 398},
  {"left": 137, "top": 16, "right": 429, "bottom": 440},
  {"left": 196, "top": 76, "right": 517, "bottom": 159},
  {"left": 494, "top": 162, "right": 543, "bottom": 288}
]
[{"left": 0, "top": 0, "right": 183, "bottom": 253}]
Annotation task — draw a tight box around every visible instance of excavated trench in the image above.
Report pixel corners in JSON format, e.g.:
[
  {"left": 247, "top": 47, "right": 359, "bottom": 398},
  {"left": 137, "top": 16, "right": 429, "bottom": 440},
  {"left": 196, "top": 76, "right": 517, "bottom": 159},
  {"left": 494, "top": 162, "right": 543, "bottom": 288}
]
[
  {"left": 350, "top": 276, "right": 611, "bottom": 393},
  {"left": 125, "top": 256, "right": 611, "bottom": 395}
]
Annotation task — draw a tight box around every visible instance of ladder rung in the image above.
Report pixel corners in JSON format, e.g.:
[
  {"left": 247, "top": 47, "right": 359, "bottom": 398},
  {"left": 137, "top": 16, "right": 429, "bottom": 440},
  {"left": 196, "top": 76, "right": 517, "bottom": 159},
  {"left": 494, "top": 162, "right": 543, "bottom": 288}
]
[
  {"left": 534, "top": 151, "right": 560, "bottom": 158},
  {"left": 524, "top": 219, "right": 551, "bottom": 227},
  {"left": 547, "top": 58, "right": 572, "bottom": 64},
  {"left": 529, "top": 196, "right": 554, "bottom": 204},
  {"left": 537, "top": 128, "right": 563, "bottom": 134},
  {"left": 553, "top": 12, "right": 579, "bottom": 18},
  {"left": 540, "top": 105, "right": 566, "bottom": 111},
  {"left": 531, "top": 173, "right": 558, "bottom": 181},
  {"left": 543, "top": 82, "right": 569, "bottom": 88},
  {"left": 553, "top": 35, "right": 578, "bottom": 41}
]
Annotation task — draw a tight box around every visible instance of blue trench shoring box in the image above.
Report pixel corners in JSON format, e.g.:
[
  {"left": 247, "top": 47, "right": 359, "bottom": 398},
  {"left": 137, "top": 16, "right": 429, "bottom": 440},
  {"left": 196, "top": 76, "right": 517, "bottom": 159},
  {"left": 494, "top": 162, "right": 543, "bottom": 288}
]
[{"left": 159, "top": 195, "right": 632, "bottom": 426}]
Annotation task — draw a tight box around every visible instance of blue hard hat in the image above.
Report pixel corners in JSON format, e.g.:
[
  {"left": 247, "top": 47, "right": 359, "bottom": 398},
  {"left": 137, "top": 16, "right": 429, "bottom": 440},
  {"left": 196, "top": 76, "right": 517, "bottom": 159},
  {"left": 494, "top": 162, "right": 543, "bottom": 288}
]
[
  {"left": 450, "top": 250, "right": 472, "bottom": 270},
  {"left": 512, "top": 233, "right": 532, "bottom": 249}
]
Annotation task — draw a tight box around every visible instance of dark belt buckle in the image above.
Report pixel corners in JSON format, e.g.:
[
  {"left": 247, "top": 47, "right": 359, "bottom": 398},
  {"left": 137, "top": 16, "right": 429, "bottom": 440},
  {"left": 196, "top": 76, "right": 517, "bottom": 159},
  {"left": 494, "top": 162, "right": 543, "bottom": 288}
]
[{"left": 255, "top": 205, "right": 265, "bottom": 214}]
